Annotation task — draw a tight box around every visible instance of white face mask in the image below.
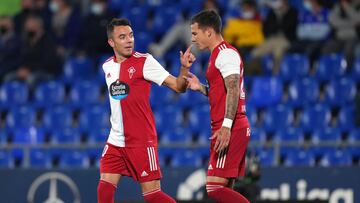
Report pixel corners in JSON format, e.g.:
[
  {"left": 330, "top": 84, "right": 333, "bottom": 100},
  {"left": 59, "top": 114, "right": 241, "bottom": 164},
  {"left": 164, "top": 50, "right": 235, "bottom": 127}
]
[
  {"left": 270, "top": 0, "right": 283, "bottom": 10},
  {"left": 303, "top": 1, "right": 313, "bottom": 12},
  {"left": 91, "top": 3, "right": 104, "bottom": 15},
  {"left": 242, "top": 11, "right": 255, "bottom": 19},
  {"left": 49, "top": 2, "right": 59, "bottom": 13}
]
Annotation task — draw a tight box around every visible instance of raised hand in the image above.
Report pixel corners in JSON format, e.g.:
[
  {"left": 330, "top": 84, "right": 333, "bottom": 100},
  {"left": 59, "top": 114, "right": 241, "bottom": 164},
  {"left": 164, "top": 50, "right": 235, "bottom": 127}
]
[
  {"left": 180, "top": 45, "right": 196, "bottom": 69},
  {"left": 183, "top": 72, "right": 201, "bottom": 91}
]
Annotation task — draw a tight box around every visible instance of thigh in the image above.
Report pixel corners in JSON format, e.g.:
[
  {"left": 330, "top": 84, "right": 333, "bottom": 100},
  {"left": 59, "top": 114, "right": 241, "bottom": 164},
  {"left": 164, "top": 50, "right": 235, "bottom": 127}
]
[
  {"left": 124, "top": 146, "right": 162, "bottom": 183},
  {"left": 208, "top": 126, "right": 250, "bottom": 178},
  {"left": 100, "top": 144, "right": 131, "bottom": 177}
]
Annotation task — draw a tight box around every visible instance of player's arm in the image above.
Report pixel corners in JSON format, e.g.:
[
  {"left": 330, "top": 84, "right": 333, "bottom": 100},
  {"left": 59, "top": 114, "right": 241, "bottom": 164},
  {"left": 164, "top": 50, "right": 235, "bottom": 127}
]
[
  {"left": 184, "top": 72, "right": 209, "bottom": 96},
  {"left": 223, "top": 74, "right": 240, "bottom": 122},
  {"left": 162, "top": 45, "right": 196, "bottom": 93}
]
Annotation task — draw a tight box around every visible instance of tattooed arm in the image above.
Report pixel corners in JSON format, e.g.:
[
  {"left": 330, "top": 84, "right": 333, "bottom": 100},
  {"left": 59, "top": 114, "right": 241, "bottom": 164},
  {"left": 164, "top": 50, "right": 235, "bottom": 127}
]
[{"left": 223, "top": 74, "right": 240, "bottom": 120}]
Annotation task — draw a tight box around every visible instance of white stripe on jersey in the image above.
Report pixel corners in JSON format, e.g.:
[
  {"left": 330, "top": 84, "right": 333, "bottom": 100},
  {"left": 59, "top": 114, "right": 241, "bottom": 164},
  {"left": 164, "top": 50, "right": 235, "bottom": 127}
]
[
  {"left": 147, "top": 147, "right": 153, "bottom": 171},
  {"left": 151, "top": 147, "right": 157, "bottom": 171}
]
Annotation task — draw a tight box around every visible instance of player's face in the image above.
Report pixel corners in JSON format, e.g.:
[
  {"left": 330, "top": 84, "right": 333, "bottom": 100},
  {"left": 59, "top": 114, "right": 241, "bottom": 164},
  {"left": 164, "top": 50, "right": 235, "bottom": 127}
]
[
  {"left": 108, "top": 25, "right": 134, "bottom": 58},
  {"left": 191, "top": 23, "right": 209, "bottom": 50}
]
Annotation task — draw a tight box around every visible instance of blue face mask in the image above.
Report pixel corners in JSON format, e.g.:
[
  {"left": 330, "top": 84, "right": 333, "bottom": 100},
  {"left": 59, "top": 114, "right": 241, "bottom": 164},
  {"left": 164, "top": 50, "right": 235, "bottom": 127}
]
[
  {"left": 303, "top": 1, "right": 313, "bottom": 12},
  {"left": 49, "top": 2, "right": 59, "bottom": 13}
]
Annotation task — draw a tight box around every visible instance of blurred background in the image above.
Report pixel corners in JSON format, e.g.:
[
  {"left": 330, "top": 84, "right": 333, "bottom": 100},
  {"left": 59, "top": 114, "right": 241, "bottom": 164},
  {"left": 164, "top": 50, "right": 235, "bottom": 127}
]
[{"left": 0, "top": 0, "right": 359, "bottom": 202}]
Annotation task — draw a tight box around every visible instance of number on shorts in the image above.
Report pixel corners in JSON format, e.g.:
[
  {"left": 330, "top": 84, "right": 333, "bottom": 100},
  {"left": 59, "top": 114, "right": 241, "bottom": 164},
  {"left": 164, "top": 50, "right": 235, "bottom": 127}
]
[{"left": 102, "top": 145, "right": 109, "bottom": 157}]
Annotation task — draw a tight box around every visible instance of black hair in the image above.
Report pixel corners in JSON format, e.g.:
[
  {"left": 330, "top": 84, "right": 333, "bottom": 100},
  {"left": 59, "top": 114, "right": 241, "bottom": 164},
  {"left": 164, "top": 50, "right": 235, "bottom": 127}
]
[
  {"left": 106, "top": 18, "right": 131, "bottom": 38},
  {"left": 191, "top": 10, "right": 222, "bottom": 34}
]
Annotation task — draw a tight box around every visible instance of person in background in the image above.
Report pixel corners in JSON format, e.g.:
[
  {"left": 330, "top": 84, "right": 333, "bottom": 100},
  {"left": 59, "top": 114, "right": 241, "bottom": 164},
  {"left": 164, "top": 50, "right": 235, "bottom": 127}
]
[
  {"left": 13, "top": 0, "right": 35, "bottom": 33},
  {"left": 322, "top": 0, "right": 360, "bottom": 68},
  {"left": 0, "top": 16, "right": 22, "bottom": 81},
  {"left": 250, "top": 0, "right": 298, "bottom": 74},
  {"left": 4, "top": 15, "right": 61, "bottom": 88}
]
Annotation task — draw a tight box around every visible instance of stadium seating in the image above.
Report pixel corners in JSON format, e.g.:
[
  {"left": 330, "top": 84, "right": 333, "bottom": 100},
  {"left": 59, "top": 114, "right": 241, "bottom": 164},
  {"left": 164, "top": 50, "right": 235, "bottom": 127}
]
[
  {"left": 78, "top": 105, "right": 110, "bottom": 133},
  {"left": 0, "top": 150, "right": 13, "bottom": 168},
  {"left": 170, "top": 149, "right": 203, "bottom": 168},
  {"left": 352, "top": 56, "right": 360, "bottom": 81},
  {"left": 0, "top": 81, "right": 29, "bottom": 109},
  {"left": 274, "top": 127, "right": 304, "bottom": 144},
  {"left": 315, "top": 54, "right": 347, "bottom": 82},
  {"left": 59, "top": 150, "right": 89, "bottom": 168},
  {"left": 300, "top": 104, "right": 331, "bottom": 132},
  {"left": 249, "top": 127, "right": 267, "bottom": 144},
  {"left": 161, "top": 128, "right": 192, "bottom": 145},
  {"left": 151, "top": 7, "right": 181, "bottom": 37},
  {"left": 283, "top": 148, "right": 315, "bottom": 167},
  {"left": 12, "top": 127, "right": 45, "bottom": 144},
  {"left": 6, "top": 106, "right": 37, "bottom": 130},
  {"left": 51, "top": 128, "right": 81, "bottom": 144},
  {"left": 338, "top": 106, "right": 355, "bottom": 131},
  {"left": 288, "top": 78, "right": 319, "bottom": 107},
  {"left": 34, "top": 81, "right": 66, "bottom": 109},
  {"left": 320, "top": 149, "right": 352, "bottom": 167},
  {"left": 87, "top": 128, "right": 109, "bottom": 144},
  {"left": 280, "top": 54, "right": 310, "bottom": 81},
  {"left": 188, "top": 106, "right": 211, "bottom": 133},
  {"left": 63, "top": 57, "right": 95, "bottom": 83},
  {"left": 42, "top": 106, "right": 73, "bottom": 132},
  {"left": 69, "top": 81, "right": 101, "bottom": 109},
  {"left": 248, "top": 77, "right": 283, "bottom": 107},
  {"left": 30, "top": 148, "right": 52, "bottom": 168},
  {"left": 325, "top": 78, "right": 356, "bottom": 107},
  {"left": 262, "top": 104, "right": 294, "bottom": 132},
  {"left": 154, "top": 106, "right": 184, "bottom": 133}
]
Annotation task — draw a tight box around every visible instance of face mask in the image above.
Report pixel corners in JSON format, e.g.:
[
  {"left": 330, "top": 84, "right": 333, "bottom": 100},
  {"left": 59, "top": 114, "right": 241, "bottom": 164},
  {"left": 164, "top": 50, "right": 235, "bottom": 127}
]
[
  {"left": 303, "top": 1, "right": 313, "bottom": 12},
  {"left": 242, "top": 11, "right": 255, "bottom": 19},
  {"left": 270, "top": 0, "right": 283, "bottom": 9},
  {"left": 49, "top": 2, "right": 59, "bottom": 12},
  {"left": 26, "top": 30, "right": 36, "bottom": 39},
  {"left": 0, "top": 26, "right": 8, "bottom": 36},
  {"left": 91, "top": 3, "right": 104, "bottom": 15}
]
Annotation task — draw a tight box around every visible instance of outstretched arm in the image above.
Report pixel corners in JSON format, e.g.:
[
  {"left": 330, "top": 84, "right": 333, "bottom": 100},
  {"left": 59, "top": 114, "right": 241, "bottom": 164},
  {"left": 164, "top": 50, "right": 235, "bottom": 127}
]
[
  {"left": 184, "top": 72, "right": 209, "bottom": 96},
  {"left": 162, "top": 45, "right": 196, "bottom": 93}
]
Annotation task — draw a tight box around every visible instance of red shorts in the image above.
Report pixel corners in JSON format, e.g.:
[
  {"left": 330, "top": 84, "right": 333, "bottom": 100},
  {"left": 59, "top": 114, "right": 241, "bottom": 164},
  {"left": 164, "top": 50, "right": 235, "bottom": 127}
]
[
  {"left": 207, "top": 126, "right": 250, "bottom": 178},
  {"left": 100, "top": 143, "right": 162, "bottom": 183}
]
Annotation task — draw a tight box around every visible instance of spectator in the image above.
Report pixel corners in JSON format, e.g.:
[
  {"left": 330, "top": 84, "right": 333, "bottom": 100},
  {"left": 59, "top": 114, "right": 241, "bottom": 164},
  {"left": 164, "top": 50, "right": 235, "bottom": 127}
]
[
  {"left": 149, "top": 0, "right": 220, "bottom": 58},
  {"left": 322, "top": 0, "right": 360, "bottom": 68},
  {"left": 13, "top": 0, "right": 35, "bottom": 33},
  {"left": 0, "top": 16, "right": 22, "bottom": 81},
  {"left": 49, "top": 0, "right": 82, "bottom": 57},
  {"left": 250, "top": 0, "right": 298, "bottom": 74},
  {"left": 288, "top": 0, "right": 331, "bottom": 65},
  {"left": 4, "top": 15, "right": 61, "bottom": 88},
  {"left": 79, "top": 0, "right": 115, "bottom": 57},
  {"left": 223, "top": 0, "right": 264, "bottom": 57}
]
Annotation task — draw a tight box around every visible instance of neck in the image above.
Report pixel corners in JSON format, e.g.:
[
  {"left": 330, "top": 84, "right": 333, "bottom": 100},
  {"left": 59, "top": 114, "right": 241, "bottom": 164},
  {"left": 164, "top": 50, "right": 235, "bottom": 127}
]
[
  {"left": 209, "top": 34, "right": 224, "bottom": 52},
  {"left": 115, "top": 52, "right": 129, "bottom": 63}
]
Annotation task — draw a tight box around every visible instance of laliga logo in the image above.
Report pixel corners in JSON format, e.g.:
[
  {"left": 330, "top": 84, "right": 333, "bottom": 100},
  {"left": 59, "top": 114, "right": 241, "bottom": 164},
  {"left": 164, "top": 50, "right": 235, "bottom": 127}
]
[
  {"left": 177, "top": 169, "right": 207, "bottom": 200},
  {"left": 27, "top": 172, "right": 81, "bottom": 203}
]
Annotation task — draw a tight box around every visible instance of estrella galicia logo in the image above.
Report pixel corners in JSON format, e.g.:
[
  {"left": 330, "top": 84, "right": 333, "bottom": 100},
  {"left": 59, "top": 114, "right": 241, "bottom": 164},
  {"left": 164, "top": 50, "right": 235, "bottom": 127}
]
[{"left": 109, "top": 79, "right": 129, "bottom": 100}]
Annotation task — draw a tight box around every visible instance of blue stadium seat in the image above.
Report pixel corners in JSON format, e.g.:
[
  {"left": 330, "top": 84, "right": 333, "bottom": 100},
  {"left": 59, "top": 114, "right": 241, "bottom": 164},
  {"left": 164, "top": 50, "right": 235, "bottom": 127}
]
[
  {"left": 348, "top": 129, "right": 360, "bottom": 142},
  {"left": 135, "top": 32, "right": 153, "bottom": 52},
  {"left": 197, "top": 128, "right": 211, "bottom": 145},
  {"left": 42, "top": 106, "right": 73, "bottom": 132},
  {"left": 0, "top": 81, "right": 29, "bottom": 108},
  {"left": 86, "top": 147, "right": 103, "bottom": 167},
  {"left": 34, "top": 81, "right": 65, "bottom": 108},
  {"left": 320, "top": 149, "right": 352, "bottom": 166},
  {"left": 161, "top": 128, "right": 192, "bottom": 145},
  {"left": 338, "top": 106, "right": 355, "bottom": 131},
  {"left": 309, "top": 146, "right": 335, "bottom": 159},
  {"left": 315, "top": 54, "right": 347, "bottom": 82},
  {"left": 261, "top": 55, "right": 273, "bottom": 76},
  {"left": 249, "top": 127, "right": 267, "bottom": 144},
  {"left": 311, "top": 128, "right": 342, "bottom": 145},
  {"left": 63, "top": 57, "right": 95, "bottom": 83},
  {"left": 123, "top": 6, "right": 149, "bottom": 33},
  {"left": 30, "top": 148, "right": 52, "bottom": 168},
  {"left": 6, "top": 106, "right": 37, "bottom": 130},
  {"left": 0, "top": 150, "right": 14, "bottom": 168},
  {"left": 0, "top": 129, "right": 8, "bottom": 144},
  {"left": 69, "top": 81, "right": 101, "bottom": 109},
  {"left": 150, "top": 84, "right": 175, "bottom": 108},
  {"left": 13, "top": 127, "right": 45, "bottom": 144},
  {"left": 59, "top": 150, "right": 89, "bottom": 168},
  {"left": 352, "top": 57, "right": 360, "bottom": 81},
  {"left": 257, "top": 148, "right": 275, "bottom": 167},
  {"left": 283, "top": 148, "right": 315, "bottom": 167},
  {"left": 51, "top": 128, "right": 81, "bottom": 144},
  {"left": 248, "top": 77, "right": 283, "bottom": 107},
  {"left": 151, "top": 7, "right": 181, "bottom": 36},
  {"left": 274, "top": 127, "right": 304, "bottom": 143},
  {"left": 87, "top": 128, "right": 109, "bottom": 144},
  {"left": 348, "top": 147, "right": 360, "bottom": 163},
  {"left": 170, "top": 149, "right": 203, "bottom": 168},
  {"left": 262, "top": 104, "right": 294, "bottom": 132},
  {"left": 188, "top": 106, "right": 211, "bottom": 133},
  {"left": 245, "top": 106, "right": 258, "bottom": 127},
  {"left": 154, "top": 106, "right": 184, "bottom": 133},
  {"left": 300, "top": 104, "right": 331, "bottom": 132},
  {"left": 325, "top": 78, "right": 356, "bottom": 107},
  {"left": 288, "top": 78, "right": 319, "bottom": 107},
  {"left": 280, "top": 54, "right": 310, "bottom": 81},
  {"left": 78, "top": 105, "right": 110, "bottom": 133}
]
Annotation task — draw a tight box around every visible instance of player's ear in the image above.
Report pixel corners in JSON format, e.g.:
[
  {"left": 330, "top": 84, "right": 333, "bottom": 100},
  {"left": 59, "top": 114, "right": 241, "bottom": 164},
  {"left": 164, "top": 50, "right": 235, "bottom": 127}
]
[
  {"left": 206, "top": 28, "right": 212, "bottom": 38},
  {"left": 108, "top": 38, "right": 114, "bottom": 48}
]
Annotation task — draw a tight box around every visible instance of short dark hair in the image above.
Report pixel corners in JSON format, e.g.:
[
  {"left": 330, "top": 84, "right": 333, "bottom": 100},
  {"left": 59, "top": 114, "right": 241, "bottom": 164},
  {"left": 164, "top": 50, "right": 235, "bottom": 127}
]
[
  {"left": 106, "top": 18, "right": 131, "bottom": 38},
  {"left": 191, "top": 10, "right": 222, "bottom": 34}
]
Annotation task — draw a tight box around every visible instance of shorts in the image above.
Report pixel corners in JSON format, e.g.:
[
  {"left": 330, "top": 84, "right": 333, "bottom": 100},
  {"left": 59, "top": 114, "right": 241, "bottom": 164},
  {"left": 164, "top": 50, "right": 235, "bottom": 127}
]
[
  {"left": 207, "top": 126, "right": 250, "bottom": 178},
  {"left": 100, "top": 143, "right": 162, "bottom": 183}
]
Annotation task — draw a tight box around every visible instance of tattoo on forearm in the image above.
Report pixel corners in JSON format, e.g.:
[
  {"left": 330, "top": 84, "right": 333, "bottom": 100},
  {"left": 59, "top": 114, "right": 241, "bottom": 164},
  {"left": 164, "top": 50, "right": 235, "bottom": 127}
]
[{"left": 224, "top": 74, "right": 240, "bottom": 120}]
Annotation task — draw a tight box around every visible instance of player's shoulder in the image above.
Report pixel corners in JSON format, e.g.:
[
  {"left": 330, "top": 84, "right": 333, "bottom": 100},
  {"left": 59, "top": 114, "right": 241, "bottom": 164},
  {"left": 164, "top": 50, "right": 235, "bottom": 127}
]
[
  {"left": 133, "top": 52, "right": 150, "bottom": 59},
  {"left": 103, "top": 56, "right": 115, "bottom": 66}
]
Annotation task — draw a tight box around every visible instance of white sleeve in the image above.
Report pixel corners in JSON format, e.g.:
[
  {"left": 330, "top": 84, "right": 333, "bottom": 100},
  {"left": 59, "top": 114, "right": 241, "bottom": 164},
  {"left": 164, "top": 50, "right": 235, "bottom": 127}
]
[
  {"left": 143, "top": 54, "right": 170, "bottom": 86},
  {"left": 215, "top": 49, "right": 241, "bottom": 78}
]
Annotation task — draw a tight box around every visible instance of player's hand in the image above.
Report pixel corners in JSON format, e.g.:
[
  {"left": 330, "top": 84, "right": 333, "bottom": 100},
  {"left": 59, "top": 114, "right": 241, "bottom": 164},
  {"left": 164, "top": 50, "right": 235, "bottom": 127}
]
[
  {"left": 183, "top": 72, "right": 201, "bottom": 91},
  {"left": 210, "top": 127, "right": 231, "bottom": 153},
  {"left": 180, "top": 45, "right": 196, "bottom": 69}
]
